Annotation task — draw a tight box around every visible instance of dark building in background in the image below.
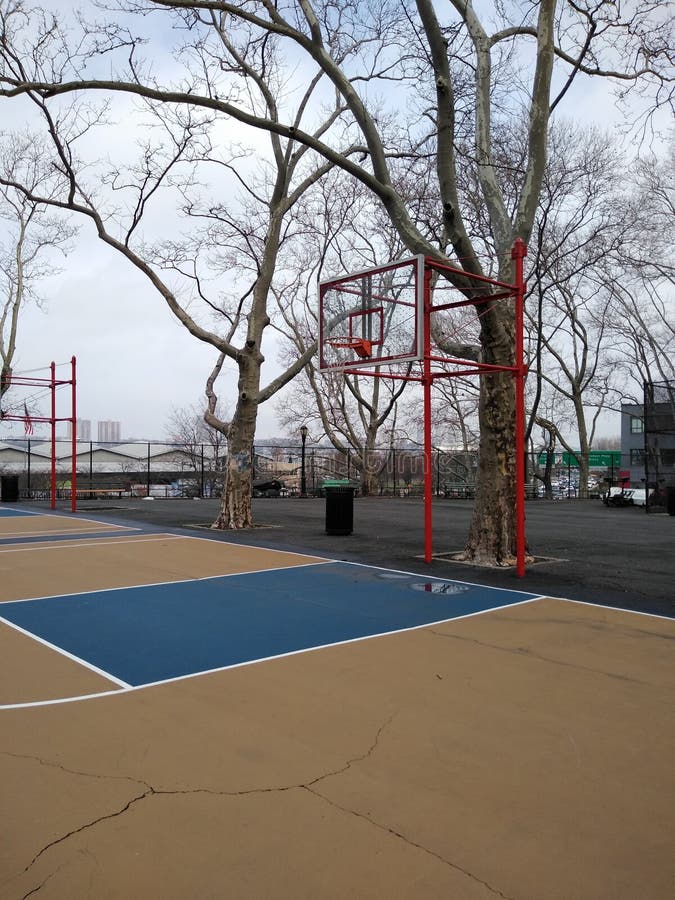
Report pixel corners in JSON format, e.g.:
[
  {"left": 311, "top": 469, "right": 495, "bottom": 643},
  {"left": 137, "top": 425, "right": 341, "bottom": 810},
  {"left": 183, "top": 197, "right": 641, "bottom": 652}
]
[{"left": 621, "top": 382, "right": 675, "bottom": 502}]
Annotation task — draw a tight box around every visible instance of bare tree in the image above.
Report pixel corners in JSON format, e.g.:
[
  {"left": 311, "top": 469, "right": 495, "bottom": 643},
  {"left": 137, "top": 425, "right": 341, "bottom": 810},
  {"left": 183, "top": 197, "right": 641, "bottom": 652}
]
[
  {"left": 604, "top": 148, "right": 675, "bottom": 399},
  {"left": 274, "top": 172, "right": 413, "bottom": 494},
  {"left": 432, "top": 377, "right": 480, "bottom": 452},
  {"left": 1, "top": 1, "right": 671, "bottom": 562},
  {"left": 526, "top": 124, "right": 630, "bottom": 496},
  {"left": 165, "top": 396, "right": 228, "bottom": 496},
  {"left": 0, "top": 132, "right": 76, "bottom": 409},
  {"left": 0, "top": 6, "right": 350, "bottom": 527}
]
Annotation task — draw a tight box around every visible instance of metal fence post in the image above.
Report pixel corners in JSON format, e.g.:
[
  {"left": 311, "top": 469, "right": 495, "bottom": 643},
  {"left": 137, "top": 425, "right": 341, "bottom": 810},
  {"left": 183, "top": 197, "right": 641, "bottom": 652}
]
[{"left": 200, "top": 444, "right": 205, "bottom": 498}]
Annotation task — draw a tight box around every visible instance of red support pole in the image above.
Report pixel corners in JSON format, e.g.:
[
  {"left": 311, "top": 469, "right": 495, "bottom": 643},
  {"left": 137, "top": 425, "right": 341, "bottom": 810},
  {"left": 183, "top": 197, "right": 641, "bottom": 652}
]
[
  {"left": 71, "top": 356, "right": 77, "bottom": 512},
  {"left": 512, "top": 239, "right": 528, "bottom": 577},
  {"left": 423, "top": 268, "right": 433, "bottom": 563},
  {"left": 50, "top": 361, "right": 56, "bottom": 510}
]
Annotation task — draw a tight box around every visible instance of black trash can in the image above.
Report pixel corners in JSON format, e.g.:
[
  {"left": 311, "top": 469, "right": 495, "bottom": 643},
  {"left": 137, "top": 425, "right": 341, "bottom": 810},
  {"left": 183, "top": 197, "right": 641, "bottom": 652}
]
[
  {"left": 666, "top": 485, "right": 675, "bottom": 517},
  {"left": 1, "top": 475, "right": 20, "bottom": 502},
  {"left": 325, "top": 484, "right": 355, "bottom": 535}
]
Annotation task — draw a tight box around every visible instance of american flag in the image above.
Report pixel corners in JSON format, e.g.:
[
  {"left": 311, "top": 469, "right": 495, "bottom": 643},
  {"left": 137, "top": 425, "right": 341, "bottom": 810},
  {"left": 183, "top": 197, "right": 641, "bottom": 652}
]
[{"left": 23, "top": 402, "right": 34, "bottom": 435}]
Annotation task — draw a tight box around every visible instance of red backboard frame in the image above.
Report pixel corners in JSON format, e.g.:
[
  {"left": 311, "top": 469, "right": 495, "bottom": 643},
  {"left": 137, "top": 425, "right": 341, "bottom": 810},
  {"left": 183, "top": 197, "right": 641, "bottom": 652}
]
[
  {"left": 319, "top": 256, "right": 425, "bottom": 372},
  {"left": 317, "top": 243, "right": 528, "bottom": 576}
]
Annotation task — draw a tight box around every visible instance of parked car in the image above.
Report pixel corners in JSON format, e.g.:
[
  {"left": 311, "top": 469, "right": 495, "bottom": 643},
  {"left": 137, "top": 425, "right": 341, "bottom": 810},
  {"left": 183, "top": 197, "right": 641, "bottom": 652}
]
[
  {"left": 252, "top": 479, "right": 284, "bottom": 498},
  {"left": 603, "top": 486, "right": 646, "bottom": 507}
]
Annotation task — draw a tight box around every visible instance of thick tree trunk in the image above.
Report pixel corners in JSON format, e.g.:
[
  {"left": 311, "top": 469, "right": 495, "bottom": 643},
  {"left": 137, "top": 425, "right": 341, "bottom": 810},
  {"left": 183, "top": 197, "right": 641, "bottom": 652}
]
[
  {"left": 459, "top": 299, "right": 520, "bottom": 566},
  {"left": 211, "top": 357, "right": 261, "bottom": 530},
  {"left": 210, "top": 195, "right": 283, "bottom": 529},
  {"left": 0, "top": 364, "right": 11, "bottom": 401},
  {"left": 464, "top": 370, "right": 518, "bottom": 565},
  {"left": 360, "top": 439, "right": 379, "bottom": 496},
  {"left": 211, "top": 434, "right": 254, "bottom": 529}
]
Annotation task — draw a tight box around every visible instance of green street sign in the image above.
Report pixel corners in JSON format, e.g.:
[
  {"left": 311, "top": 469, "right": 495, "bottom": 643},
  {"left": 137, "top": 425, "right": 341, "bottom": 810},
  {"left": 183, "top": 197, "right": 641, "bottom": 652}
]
[
  {"left": 561, "top": 451, "right": 621, "bottom": 468},
  {"left": 588, "top": 451, "right": 622, "bottom": 467}
]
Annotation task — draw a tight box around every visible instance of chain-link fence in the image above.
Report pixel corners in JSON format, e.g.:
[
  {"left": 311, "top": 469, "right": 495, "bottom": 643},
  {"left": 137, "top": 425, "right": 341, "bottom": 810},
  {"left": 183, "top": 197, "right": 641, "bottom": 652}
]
[
  {"left": 0, "top": 439, "right": 479, "bottom": 500},
  {"left": 530, "top": 449, "right": 634, "bottom": 500},
  {"left": 253, "top": 445, "right": 478, "bottom": 498},
  {"left": 0, "top": 437, "right": 661, "bottom": 503},
  {"left": 0, "top": 439, "right": 223, "bottom": 500}
]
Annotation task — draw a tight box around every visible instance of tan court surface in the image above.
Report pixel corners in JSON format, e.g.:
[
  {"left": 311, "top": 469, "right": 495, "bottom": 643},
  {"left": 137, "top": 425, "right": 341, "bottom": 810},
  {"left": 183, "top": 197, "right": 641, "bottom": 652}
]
[
  {"left": 0, "top": 533, "right": 326, "bottom": 705},
  {"left": 0, "top": 514, "right": 132, "bottom": 539},
  {"left": 0, "top": 621, "right": 121, "bottom": 705},
  {"left": 1, "top": 598, "right": 674, "bottom": 900},
  {"left": 0, "top": 533, "right": 325, "bottom": 603}
]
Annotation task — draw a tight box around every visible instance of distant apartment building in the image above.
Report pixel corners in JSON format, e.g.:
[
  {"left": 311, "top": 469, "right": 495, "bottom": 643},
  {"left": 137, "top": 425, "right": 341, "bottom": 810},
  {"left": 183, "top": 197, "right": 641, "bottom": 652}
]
[
  {"left": 65, "top": 418, "right": 91, "bottom": 441},
  {"left": 98, "top": 420, "right": 122, "bottom": 442},
  {"left": 621, "top": 392, "right": 675, "bottom": 488}
]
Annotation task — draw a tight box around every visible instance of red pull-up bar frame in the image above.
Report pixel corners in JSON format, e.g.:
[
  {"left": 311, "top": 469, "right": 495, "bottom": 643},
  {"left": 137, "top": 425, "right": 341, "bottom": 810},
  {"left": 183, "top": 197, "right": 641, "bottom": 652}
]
[{"left": 1, "top": 356, "right": 78, "bottom": 511}]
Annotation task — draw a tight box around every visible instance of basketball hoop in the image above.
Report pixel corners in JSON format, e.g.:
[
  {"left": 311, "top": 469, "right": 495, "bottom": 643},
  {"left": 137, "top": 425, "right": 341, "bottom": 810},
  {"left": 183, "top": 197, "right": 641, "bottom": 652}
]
[
  {"left": 326, "top": 338, "right": 373, "bottom": 359},
  {"left": 318, "top": 242, "right": 529, "bottom": 576}
]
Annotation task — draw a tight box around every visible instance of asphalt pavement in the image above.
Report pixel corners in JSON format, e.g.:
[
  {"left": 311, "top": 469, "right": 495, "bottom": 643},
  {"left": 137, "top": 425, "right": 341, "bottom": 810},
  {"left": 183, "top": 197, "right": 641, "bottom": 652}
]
[{"left": 26, "top": 495, "right": 674, "bottom": 618}]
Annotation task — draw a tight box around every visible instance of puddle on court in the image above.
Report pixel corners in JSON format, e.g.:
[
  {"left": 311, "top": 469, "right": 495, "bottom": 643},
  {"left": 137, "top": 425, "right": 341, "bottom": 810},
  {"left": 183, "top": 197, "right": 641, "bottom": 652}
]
[
  {"left": 375, "top": 571, "right": 469, "bottom": 595},
  {"left": 411, "top": 582, "right": 469, "bottom": 595}
]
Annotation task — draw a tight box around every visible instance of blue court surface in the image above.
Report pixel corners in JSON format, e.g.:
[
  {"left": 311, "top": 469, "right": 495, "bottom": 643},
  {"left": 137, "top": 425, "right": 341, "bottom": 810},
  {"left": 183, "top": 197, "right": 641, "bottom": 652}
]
[
  {"left": 0, "top": 508, "right": 36, "bottom": 517},
  {"left": 1, "top": 561, "right": 540, "bottom": 688}
]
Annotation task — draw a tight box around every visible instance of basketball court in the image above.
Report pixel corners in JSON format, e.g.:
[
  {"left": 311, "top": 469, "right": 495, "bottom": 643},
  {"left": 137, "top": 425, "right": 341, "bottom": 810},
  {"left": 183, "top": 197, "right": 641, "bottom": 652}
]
[{"left": 1, "top": 505, "right": 674, "bottom": 899}]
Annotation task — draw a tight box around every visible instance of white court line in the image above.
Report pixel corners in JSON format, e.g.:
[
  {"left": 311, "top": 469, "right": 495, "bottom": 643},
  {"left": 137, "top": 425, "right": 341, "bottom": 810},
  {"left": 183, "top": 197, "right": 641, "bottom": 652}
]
[
  {"left": 0, "top": 558, "right": 335, "bottom": 605},
  {"left": 0, "top": 506, "right": 42, "bottom": 516},
  {"left": 0, "top": 512, "right": 135, "bottom": 534},
  {"left": 4, "top": 558, "right": 671, "bottom": 711},
  {"left": 539, "top": 595, "right": 675, "bottom": 624},
  {"left": 195, "top": 551, "right": 671, "bottom": 618},
  {"left": 0, "top": 527, "right": 136, "bottom": 540},
  {"left": 7, "top": 511, "right": 133, "bottom": 528},
  {"left": 8, "top": 513, "right": 133, "bottom": 528},
  {"left": 0, "top": 533, "right": 183, "bottom": 555},
  {"left": 175, "top": 530, "right": 335, "bottom": 563},
  {"left": 0, "top": 595, "right": 543, "bottom": 710},
  {"left": 340, "top": 559, "right": 546, "bottom": 599},
  {"left": 0, "top": 615, "right": 131, "bottom": 690}
]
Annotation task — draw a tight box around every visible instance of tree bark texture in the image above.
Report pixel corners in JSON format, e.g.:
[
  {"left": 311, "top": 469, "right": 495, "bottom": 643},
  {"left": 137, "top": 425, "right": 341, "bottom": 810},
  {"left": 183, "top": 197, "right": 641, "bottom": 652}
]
[
  {"left": 211, "top": 355, "right": 261, "bottom": 529},
  {"left": 462, "top": 293, "right": 520, "bottom": 566}
]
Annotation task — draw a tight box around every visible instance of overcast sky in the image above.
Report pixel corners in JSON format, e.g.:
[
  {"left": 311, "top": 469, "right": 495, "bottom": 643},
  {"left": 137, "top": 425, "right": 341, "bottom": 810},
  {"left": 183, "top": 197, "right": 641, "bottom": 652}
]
[
  {"left": 8, "top": 227, "right": 289, "bottom": 442},
  {"left": 1, "top": 3, "right": 669, "bottom": 446},
  {"left": 2, "top": 227, "right": 289, "bottom": 442}
]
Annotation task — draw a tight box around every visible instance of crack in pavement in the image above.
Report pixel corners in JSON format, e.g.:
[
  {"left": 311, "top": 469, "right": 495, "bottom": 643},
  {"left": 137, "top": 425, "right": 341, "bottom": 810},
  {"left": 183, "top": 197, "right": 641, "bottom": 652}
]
[
  {"left": 8, "top": 714, "right": 516, "bottom": 899},
  {"left": 304, "top": 786, "right": 515, "bottom": 900},
  {"left": 21, "top": 790, "right": 152, "bottom": 881},
  {"left": 426, "top": 629, "right": 661, "bottom": 688},
  {"left": 295, "top": 715, "right": 515, "bottom": 899},
  {"left": 305, "top": 712, "right": 395, "bottom": 789},
  {"left": 484, "top": 612, "right": 675, "bottom": 643},
  {"left": 20, "top": 863, "right": 65, "bottom": 900},
  {"left": 2, "top": 751, "right": 152, "bottom": 788},
  {"left": 6, "top": 715, "right": 400, "bottom": 894}
]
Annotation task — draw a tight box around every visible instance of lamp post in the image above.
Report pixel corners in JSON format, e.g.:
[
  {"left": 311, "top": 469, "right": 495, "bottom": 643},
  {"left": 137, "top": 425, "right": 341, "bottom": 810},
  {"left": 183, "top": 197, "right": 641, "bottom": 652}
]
[{"left": 300, "top": 425, "right": 308, "bottom": 497}]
